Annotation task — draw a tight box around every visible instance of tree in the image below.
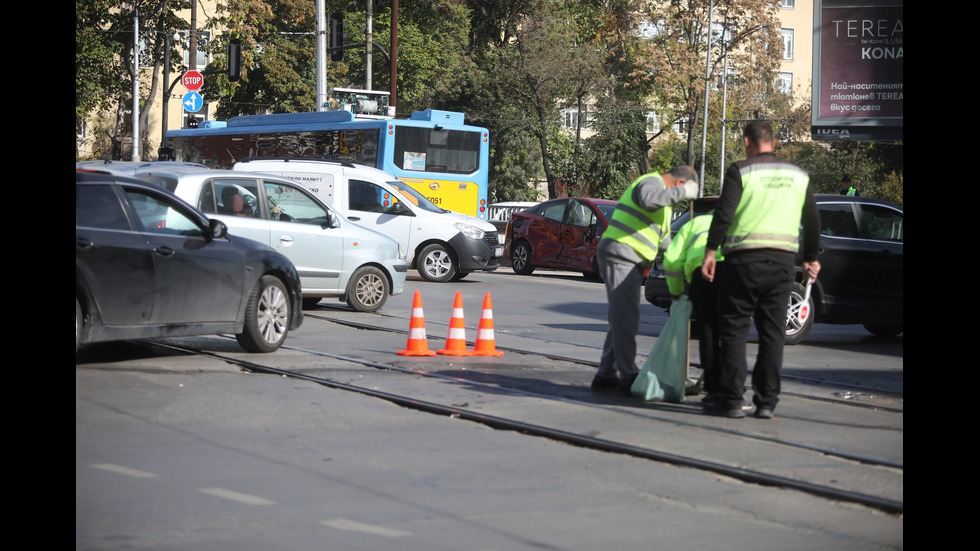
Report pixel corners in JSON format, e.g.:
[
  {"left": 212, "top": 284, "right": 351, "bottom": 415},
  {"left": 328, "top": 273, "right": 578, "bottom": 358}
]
[
  {"left": 635, "top": 0, "right": 782, "bottom": 170},
  {"left": 487, "top": 0, "right": 606, "bottom": 199},
  {"left": 76, "top": 0, "right": 188, "bottom": 159}
]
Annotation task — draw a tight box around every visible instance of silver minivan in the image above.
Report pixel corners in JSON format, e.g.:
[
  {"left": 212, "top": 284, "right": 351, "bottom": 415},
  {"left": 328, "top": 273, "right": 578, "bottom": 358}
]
[{"left": 88, "top": 163, "right": 407, "bottom": 312}]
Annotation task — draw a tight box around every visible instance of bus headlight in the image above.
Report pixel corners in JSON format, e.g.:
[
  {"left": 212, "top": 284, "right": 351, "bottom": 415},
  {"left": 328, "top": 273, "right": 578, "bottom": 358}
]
[{"left": 455, "top": 222, "right": 485, "bottom": 240}]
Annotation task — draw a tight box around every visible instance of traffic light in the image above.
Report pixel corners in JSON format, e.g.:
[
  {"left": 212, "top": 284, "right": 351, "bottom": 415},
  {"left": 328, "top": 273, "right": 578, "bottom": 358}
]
[
  {"left": 228, "top": 39, "right": 242, "bottom": 82},
  {"left": 330, "top": 14, "right": 344, "bottom": 62}
]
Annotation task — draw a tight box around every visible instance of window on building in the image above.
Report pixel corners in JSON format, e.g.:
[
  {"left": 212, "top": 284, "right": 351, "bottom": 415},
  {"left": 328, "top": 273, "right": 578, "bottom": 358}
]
[
  {"left": 561, "top": 107, "right": 586, "bottom": 130},
  {"left": 181, "top": 29, "right": 212, "bottom": 69},
  {"left": 778, "top": 72, "right": 794, "bottom": 95},
  {"left": 781, "top": 0, "right": 796, "bottom": 9},
  {"left": 183, "top": 105, "right": 209, "bottom": 129},
  {"left": 646, "top": 112, "right": 661, "bottom": 134},
  {"left": 710, "top": 21, "right": 734, "bottom": 44},
  {"left": 781, "top": 28, "right": 795, "bottom": 60}
]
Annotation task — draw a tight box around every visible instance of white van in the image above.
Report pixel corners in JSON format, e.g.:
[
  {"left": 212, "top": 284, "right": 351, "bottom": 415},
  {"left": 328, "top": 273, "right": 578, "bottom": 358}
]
[{"left": 233, "top": 159, "right": 503, "bottom": 282}]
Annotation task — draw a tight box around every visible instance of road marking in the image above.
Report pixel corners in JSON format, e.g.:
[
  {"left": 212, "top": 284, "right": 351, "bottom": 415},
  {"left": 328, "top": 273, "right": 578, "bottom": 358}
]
[
  {"left": 91, "top": 463, "right": 158, "bottom": 478},
  {"left": 320, "top": 518, "right": 411, "bottom": 538},
  {"left": 198, "top": 487, "right": 276, "bottom": 505}
]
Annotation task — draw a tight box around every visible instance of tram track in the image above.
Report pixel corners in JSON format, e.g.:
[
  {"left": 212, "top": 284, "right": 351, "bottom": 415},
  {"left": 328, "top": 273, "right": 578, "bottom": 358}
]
[
  {"left": 309, "top": 311, "right": 905, "bottom": 411},
  {"left": 148, "top": 326, "right": 904, "bottom": 516}
]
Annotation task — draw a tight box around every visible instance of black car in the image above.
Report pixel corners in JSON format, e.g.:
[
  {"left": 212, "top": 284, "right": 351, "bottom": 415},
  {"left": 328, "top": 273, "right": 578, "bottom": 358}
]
[
  {"left": 76, "top": 169, "right": 304, "bottom": 354},
  {"left": 645, "top": 194, "right": 903, "bottom": 344}
]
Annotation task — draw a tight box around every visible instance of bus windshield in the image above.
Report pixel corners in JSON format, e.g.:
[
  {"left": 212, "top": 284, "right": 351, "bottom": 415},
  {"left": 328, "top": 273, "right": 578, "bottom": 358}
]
[{"left": 387, "top": 180, "right": 446, "bottom": 214}]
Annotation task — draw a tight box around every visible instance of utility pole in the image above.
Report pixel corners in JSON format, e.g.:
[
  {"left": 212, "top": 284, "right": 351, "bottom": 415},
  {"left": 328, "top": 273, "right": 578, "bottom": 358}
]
[
  {"left": 366, "top": 0, "right": 373, "bottom": 90},
  {"left": 390, "top": 0, "right": 398, "bottom": 109},
  {"left": 132, "top": 6, "right": 140, "bottom": 161},
  {"left": 316, "top": 0, "right": 327, "bottom": 110},
  {"left": 189, "top": 1, "right": 197, "bottom": 72},
  {"left": 697, "top": 0, "right": 714, "bottom": 196}
]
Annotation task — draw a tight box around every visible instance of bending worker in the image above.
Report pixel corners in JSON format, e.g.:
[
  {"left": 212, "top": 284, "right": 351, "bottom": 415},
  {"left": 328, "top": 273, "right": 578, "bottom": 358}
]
[
  {"left": 661, "top": 203, "right": 721, "bottom": 401},
  {"left": 592, "top": 165, "right": 699, "bottom": 395}
]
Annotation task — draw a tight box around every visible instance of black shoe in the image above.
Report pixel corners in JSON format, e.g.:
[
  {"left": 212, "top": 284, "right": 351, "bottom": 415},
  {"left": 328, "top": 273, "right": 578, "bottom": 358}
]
[
  {"left": 615, "top": 372, "right": 639, "bottom": 396},
  {"left": 702, "top": 401, "right": 746, "bottom": 418},
  {"left": 590, "top": 375, "right": 619, "bottom": 392},
  {"left": 754, "top": 407, "right": 775, "bottom": 419}
]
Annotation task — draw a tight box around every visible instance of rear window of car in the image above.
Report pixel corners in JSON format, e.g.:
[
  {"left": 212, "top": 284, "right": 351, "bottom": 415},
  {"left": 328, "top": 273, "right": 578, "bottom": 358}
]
[
  {"left": 863, "top": 205, "right": 903, "bottom": 242},
  {"left": 818, "top": 204, "right": 860, "bottom": 238}
]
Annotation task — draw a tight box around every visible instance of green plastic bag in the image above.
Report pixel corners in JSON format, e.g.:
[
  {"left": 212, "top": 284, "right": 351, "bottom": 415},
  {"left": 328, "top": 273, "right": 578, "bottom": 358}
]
[{"left": 631, "top": 295, "right": 691, "bottom": 402}]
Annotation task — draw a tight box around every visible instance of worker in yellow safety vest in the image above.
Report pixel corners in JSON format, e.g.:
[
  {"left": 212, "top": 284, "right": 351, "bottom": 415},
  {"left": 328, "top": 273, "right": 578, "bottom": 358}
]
[
  {"left": 662, "top": 207, "right": 720, "bottom": 400},
  {"left": 591, "top": 165, "right": 699, "bottom": 396},
  {"left": 701, "top": 120, "right": 821, "bottom": 419}
]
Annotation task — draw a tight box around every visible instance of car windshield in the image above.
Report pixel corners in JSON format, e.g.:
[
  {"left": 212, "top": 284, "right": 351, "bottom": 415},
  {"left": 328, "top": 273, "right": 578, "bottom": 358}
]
[{"left": 387, "top": 180, "right": 445, "bottom": 213}]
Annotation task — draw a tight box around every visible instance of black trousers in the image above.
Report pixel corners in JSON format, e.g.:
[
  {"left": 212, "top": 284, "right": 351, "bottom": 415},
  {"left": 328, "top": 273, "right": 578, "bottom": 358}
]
[
  {"left": 715, "top": 254, "right": 794, "bottom": 410},
  {"left": 689, "top": 269, "right": 720, "bottom": 396}
]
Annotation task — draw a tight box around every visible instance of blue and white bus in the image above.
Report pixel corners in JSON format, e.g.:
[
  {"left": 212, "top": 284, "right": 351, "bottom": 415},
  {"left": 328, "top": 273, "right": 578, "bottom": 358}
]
[{"left": 165, "top": 100, "right": 491, "bottom": 218}]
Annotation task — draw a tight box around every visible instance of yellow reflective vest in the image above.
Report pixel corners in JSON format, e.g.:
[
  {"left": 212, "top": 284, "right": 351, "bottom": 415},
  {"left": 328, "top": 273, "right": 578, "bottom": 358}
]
[
  {"left": 663, "top": 214, "right": 720, "bottom": 296},
  {"left": 722, "top": 162, "right": 809, "bottom": 256},
  {"left": 603, "top": 174, "right": 672, "bottom": 262}
]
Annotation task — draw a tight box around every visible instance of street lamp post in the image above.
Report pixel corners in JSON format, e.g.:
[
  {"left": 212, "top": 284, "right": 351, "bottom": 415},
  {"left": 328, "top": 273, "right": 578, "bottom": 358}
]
[{"left": 697, "top": 0, "right": 714, "bottom": 196}]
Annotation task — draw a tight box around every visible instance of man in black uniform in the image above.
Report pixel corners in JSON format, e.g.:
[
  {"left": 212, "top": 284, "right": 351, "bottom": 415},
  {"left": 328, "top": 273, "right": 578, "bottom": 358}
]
[{"left": 700, "top": 121, "right": 821, "bottom": 419}]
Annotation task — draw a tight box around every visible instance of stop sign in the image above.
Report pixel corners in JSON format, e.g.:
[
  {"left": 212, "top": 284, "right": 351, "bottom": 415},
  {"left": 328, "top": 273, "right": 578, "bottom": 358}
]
[{"left": 182, "top": 70, "right": 204, "bottom": 92}]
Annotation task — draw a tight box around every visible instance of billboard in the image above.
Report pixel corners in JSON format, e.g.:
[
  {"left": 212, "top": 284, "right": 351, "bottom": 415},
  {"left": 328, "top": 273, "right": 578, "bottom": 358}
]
[{"left": 812, "top": 0, "right": 903, "bottom": 141}]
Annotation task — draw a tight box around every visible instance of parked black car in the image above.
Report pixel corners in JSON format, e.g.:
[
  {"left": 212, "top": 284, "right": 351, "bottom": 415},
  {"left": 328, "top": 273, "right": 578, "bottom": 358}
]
[
  {"left": 645, "top": 194, "right": 903, "bottom": 344},
  {"left": 76, "top": 169, "right": 304, "bottom": 354}
]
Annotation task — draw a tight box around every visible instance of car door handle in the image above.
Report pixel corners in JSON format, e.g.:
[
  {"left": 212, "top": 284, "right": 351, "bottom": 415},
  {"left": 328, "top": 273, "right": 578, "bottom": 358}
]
[
  {"left": 76, "top": 239, "right": 94, "bottom": 251},
  {"left": 347, "top": 216, "right": 361, "bottom": 221},
  {"left": 279, "top": 235, "right": 295, "bottom": 246},
  {"left": 154, "top": 246, "right": 176, "bottom": 257}
]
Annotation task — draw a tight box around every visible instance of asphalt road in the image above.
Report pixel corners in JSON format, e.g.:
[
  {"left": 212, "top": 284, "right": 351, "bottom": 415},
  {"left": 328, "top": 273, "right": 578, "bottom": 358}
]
[{"left": 76, "top": 269, "right": 903, "bottom": 550}]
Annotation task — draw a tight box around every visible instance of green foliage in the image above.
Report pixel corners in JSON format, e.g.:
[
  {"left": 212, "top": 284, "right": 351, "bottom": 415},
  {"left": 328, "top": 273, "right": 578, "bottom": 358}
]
[
  {"left": 581, "top": 107, "right": 648, "bottom": 200},
  {"left": 77, "top": 0, "right": 902, "bottom": 204},
  {"left": 779, "top": 139, "right": 903, "bottom": 206},
  {"left": 76, "top": 0, "right": 118, "bottom": 121}
]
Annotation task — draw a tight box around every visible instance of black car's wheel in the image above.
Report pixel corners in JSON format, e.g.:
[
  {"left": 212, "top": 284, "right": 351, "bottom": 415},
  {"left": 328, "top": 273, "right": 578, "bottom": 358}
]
[
  {"left": 863, "top": 322, "right": 903, "bottom": 337},
  {"left": 302, "top": 297, "right": 321, "bottom": 310},
  {"left": 785, "top": 281, "right": 814, "bottom": 345},
  {"left": 237, "top": 275, "right": 291, "bottom": 353},
  {"left": 418, "top": 244, "right": 457, "bottom": 283},
  {"left": 511, "top": 240, "right": 535, "bottom": 275},
  {"left": 346, "top": 266, "right": 389, "bottom": 312},
  {"left": 76, "top": 297, "right": 82, "bottom": 354}
]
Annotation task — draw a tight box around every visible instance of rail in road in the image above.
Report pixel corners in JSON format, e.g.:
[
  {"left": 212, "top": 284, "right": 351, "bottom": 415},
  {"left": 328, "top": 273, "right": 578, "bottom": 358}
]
[{"left": 145, "top": 303, "right": 903, "bottom": 516}]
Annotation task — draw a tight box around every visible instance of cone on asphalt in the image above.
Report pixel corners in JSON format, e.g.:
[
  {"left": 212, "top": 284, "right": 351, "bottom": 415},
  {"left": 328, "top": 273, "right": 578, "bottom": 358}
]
[
  {"left": 437, "top": 291, "right": 473, "bottom": 356},
  {"left": 471, "top": 292, "right": 504, "bottom": 356},
  {"left": 397, "top": 290, "right": 437, "bottom": 356}
]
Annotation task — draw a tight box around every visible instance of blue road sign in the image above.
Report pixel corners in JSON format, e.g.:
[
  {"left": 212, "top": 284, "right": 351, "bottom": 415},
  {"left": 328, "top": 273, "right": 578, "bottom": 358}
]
[{"left": 183, "top": 92, "right": 203, "bottom": 113}]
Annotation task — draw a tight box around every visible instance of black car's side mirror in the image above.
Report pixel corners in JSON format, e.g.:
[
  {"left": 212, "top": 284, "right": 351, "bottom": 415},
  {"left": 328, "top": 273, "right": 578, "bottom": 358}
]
[{"left": 208, "top": 218, "right": 228, "bottom": 239}]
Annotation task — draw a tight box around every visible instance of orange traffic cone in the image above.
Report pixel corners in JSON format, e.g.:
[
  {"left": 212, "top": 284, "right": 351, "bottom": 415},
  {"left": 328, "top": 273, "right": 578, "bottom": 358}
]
[
  {"left": 472, "top": 292, "right": 504, "bottom": 356},
  {"left": 437, "top": 291, "right": 473, "bottom": 356},
  {"left": 397, "top": 290, "right": 437, "bottom": 356}
]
